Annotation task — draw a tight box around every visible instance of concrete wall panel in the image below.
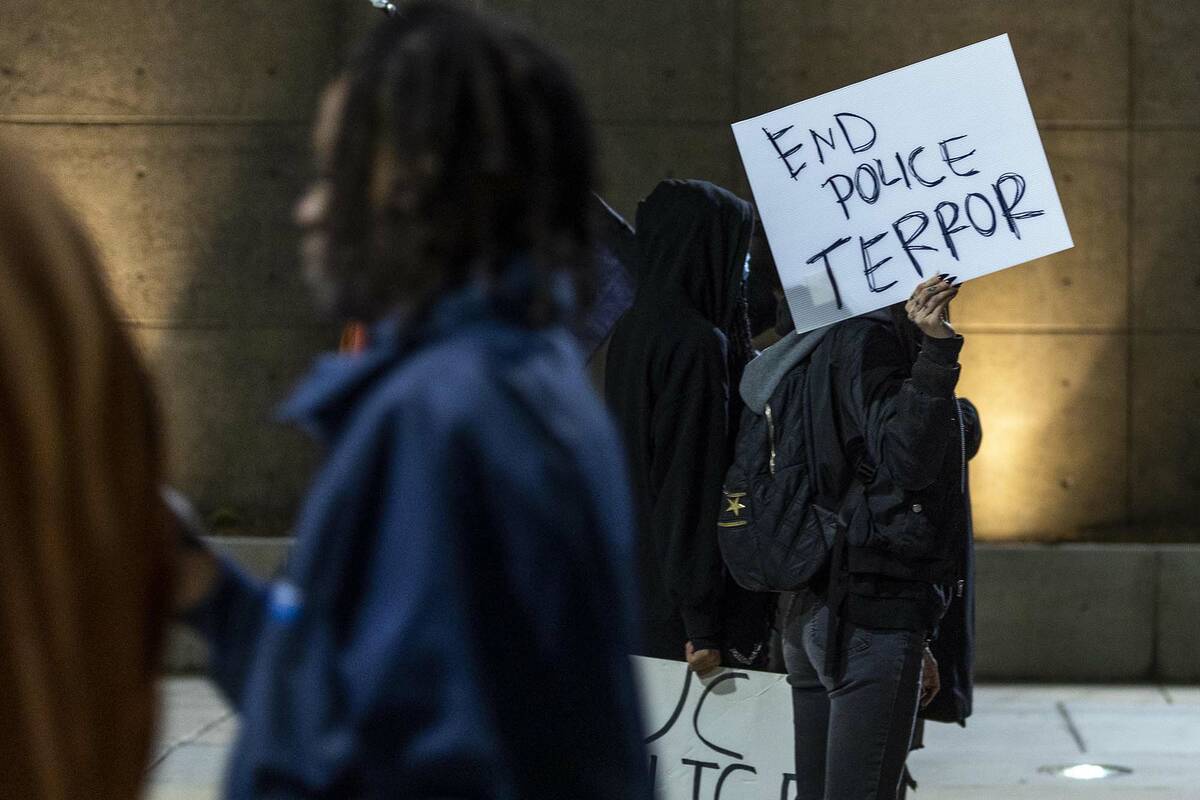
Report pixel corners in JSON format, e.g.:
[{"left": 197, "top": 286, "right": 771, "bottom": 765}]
[
  {"left": 1131, "top": 333, "right": 1200, "bottom": 534},
  {"left": 483, "top": 0, "right": 539, "bottom": 26},
  {"left": 133, "top": 325, "right": 333, "bottom": 536},
  {"left": 1134, "top": 0, "right": 1200, "bottom": 125},
  {"left": 1157, "top": 547, "right": 1200, "bottom": 681},
  {"left": 955, "top": 130, "right": 1128, "bottom": 329},
  {"left": 596, "top": 123, "right": 743, "bottom": 220},
  {"left": 737, "top": 0, "right": 1130, "bottom": 123},
  {"left": 537, "top": 0, "right": 736, "bottom": 123},
  {"left": 1132, "top": 131, "right": 1200, "bottom": 332},
  {"left": 0, "top": 0, "right": 343, "bottom": 118},
  {"left": 957, "top": 333, "right": 1128, "bottom": 540},
  {"left": 974, "top": 545, "right": 1155, "bottom": 680},
  {"left": 0, "top": 123, "right": 314, "bottom": 327}
]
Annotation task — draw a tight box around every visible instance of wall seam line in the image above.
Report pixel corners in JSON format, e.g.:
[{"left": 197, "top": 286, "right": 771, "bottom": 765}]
[
  {"left": 1126, "top": 0, "right": 1138, "bottom": 540},
  {"left": 0, "top": 115, "right": 310, "bottom": 126}
]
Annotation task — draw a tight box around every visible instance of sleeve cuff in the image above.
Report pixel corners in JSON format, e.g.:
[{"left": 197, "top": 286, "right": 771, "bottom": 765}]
[
  {"left": 921, "top": 334, "right": 964, "bottom": 365},
  {"left": 911, "top": 336, "right": 963, "bottom": 397},
  {"left": 679, "top": 605, "right": 722, "bottom": 651}
]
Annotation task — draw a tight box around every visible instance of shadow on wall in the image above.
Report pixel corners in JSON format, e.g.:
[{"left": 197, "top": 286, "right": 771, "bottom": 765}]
[{"left": 150, "top": 124, "right": 333, "bottom": 537}]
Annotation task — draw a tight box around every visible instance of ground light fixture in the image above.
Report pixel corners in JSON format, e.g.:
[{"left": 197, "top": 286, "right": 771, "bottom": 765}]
[{"left": 1038, "top": 764, "right": 1134, "bottom": 781}]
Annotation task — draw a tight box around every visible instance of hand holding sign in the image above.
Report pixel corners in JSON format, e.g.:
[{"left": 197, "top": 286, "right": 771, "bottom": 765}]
[
  {"left": 906, "top": 274, "right": 960, "bottom": 339},
  {"left": 733, "top": 35, "right": 1072, "bottom": 335},
  {"left": 685, "top": 641, "right": 722, "bottom": 677}
]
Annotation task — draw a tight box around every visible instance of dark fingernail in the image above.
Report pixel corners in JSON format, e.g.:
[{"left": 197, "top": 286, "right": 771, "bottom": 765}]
[
  {"left": 952, "top": 282, "right": 963, "bottom": 288},
  {"left": 946, "top": 275, "right": 958, "bottom": 284},
  {"left": 938, "top": 273, "right": 950, "bottom": 279}
]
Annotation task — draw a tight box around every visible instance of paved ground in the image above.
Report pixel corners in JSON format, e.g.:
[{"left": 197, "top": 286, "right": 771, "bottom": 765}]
[{"left": 148, "top": 679, "right": 1200, "bottom": 799}]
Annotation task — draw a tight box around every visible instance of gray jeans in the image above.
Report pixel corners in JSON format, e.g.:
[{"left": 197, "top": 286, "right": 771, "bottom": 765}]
[{"left": 782, "top": 593, "right": 924, "bottom": 800}]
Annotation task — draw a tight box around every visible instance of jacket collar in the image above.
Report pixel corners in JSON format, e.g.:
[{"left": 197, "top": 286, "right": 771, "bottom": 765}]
[
  {"left": 276, "top": 280, "right": 494, "bottom": 442},
  {"left": 276, "top": 257, "right": 574, "bottom": 441}
]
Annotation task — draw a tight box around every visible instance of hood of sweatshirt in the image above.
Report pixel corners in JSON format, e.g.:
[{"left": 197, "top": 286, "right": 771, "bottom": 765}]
[
  {"left": 631, "top": 179, "right": 754, "bottom": 334},
  {"left": 739, "top": 308, "right": 893, "bottom": 414}
]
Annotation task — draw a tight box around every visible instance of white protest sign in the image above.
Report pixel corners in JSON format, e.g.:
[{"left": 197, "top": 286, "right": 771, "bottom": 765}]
[
  {"left": 633, "top": 656, "right": 796, "bottom": 799},
  {"left": 732, "top": 35, "right": 1073, "bottom": 335}
]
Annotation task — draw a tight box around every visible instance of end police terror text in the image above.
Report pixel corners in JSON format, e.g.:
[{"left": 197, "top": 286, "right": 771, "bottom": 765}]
[{"left": 763, "top": 111, "right": 1046, "bottom": 308}]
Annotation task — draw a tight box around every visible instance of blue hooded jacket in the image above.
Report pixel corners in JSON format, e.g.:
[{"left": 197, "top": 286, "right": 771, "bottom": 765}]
[{"left": 185, "top": 274, "right": 651, "bottom": 799}]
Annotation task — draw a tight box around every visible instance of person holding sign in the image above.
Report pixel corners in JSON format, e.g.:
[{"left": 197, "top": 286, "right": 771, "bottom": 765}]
[
  {"left": 738, "top": 275, "right": 980, "bottom": 800},
  {"left": 169, "top": 6, "right": 651, "bottom": 798},
  {"left": 605, "top": 179, "right": 775, "bottom": 674}
]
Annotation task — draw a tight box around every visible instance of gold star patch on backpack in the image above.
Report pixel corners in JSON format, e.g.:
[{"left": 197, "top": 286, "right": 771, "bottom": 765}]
[{"left": 719, "top": 490, "right": 748, "bottom": 527}]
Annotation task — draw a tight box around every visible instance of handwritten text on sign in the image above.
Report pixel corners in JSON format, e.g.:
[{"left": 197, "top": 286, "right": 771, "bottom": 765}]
[
  {"left": 633, "top": 656, "right": 796, "bottom": 800},
  {"left": 732, "top": 35, "right": 1073, "bottom": 335}
]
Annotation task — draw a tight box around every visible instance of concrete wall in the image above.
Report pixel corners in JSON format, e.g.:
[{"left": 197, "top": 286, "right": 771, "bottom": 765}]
[
  {"left": 2, "top": 2, "right": 1197, "bottom": 542},
  {"left": 0, "top": 1, "right": 366, "bottom": 534},
  {"left": 166, "top": 538, "right": 1200, "bottom": 682}
]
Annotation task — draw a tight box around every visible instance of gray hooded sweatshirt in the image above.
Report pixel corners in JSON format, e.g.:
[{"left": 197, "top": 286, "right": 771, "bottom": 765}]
[{"left": 739, "top": 310, "right": 893, "bottom": 416}]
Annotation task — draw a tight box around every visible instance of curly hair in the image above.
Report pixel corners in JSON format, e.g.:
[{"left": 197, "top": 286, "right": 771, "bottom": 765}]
[{"left": 324, "top": 1, "right": 596, "bottom": 324}]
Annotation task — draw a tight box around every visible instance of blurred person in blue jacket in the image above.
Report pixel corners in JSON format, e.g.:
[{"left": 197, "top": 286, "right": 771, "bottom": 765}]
[{"left": 170, "top": 4, "right": 651, "bottom": 797}]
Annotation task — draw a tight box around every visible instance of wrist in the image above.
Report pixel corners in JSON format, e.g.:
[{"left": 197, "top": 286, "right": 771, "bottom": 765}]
[{"left": 922, "top": 319, "right": 957, "bottom": 339}]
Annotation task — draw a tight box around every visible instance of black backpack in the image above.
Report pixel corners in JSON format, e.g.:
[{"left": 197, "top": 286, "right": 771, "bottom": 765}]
[{"left": 717, "top": 345, "right": 869, "bottom": 593}]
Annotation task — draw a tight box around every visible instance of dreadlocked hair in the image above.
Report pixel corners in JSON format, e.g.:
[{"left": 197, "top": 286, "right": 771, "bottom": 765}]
[{"left": 326, "top": 1, "right": 596, "bottom": 323}]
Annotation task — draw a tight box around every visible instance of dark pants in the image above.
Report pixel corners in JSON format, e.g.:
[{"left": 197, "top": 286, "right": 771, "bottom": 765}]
[{"left": 782, "top": 594, "right": 924, "bottom": 800}]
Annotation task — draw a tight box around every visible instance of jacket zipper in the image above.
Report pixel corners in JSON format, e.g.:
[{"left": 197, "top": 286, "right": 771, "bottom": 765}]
[
  {"left": 954, "top": 395, "right": 967, "bottom": 598},
  {"left": 954, "top": 396, "right": 966, "bottom": 495},
  {"left": 764, "top": 403, "right": 777, "bottom": 477}
]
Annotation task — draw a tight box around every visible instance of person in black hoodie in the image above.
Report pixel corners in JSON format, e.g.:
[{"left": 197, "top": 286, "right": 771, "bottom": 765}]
[
  {"left": 605, "top": 179, "right": 773, "bottom": 673},
  {"left": 738, "top": 274, "right": 981, "bottom": 799}
]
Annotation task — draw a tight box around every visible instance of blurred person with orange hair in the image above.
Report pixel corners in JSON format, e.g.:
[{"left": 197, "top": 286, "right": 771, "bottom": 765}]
[{"left": 0, "top": 141, "right": 173, "bottom": 799}]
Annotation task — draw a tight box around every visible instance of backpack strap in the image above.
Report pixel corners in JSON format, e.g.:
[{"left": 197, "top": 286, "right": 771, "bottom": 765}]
[
  {"left": 823, "top": 459, "right": 869, "bottom": 680},
  {"left": 806, "top": 330, "right": 877, "bottom": 680}
]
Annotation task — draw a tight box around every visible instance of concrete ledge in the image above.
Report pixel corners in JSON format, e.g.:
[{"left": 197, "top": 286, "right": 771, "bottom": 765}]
[
  {"left": 167, "top": 540, "right": 1200, "bottom": 681},
  {"left": 973, "top": 544, "right": 1200, "bottom": 682},
  {"left": 974, "top": 544, "right": 1157, "bottom": 681},
  {"left": 1156, "top": 546, "right": 1200, "bottom": 681}
]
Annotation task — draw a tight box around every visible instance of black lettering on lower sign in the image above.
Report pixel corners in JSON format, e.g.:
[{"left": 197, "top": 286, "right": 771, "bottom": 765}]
[
  {"left": 693, "top": 672, "right": 750, "bottom": 760},
  {"left": 681, "top": 759, "right": 720, "bottom": 800},
  {"left": 714, "top": 763, "right": 757, "bottom": 799}
]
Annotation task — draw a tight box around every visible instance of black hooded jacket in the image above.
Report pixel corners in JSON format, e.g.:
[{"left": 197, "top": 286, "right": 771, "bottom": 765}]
[{"left": 604, "top": 180, "right": 756, "bottom": 653}]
